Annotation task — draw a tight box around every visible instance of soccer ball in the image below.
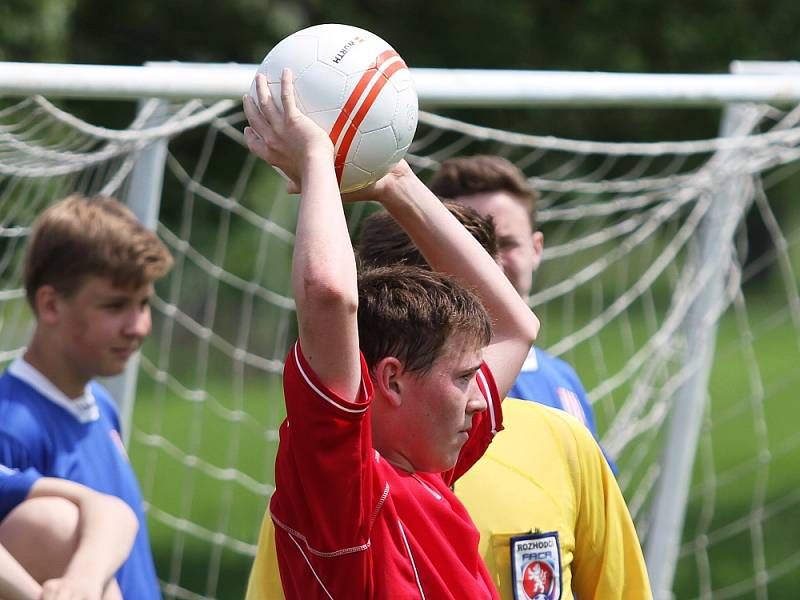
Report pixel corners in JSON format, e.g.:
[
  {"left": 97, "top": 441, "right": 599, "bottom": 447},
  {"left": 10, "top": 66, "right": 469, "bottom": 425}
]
[{"left": 250, "top": 24, "right": 418, "bottom": 192}]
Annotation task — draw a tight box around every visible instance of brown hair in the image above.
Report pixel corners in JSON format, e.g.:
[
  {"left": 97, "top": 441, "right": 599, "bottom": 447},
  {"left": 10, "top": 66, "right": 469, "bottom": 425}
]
[
  {"left": 23, "top": 194, "right": 174, "bottom": 308},
  {"left": 428, "top": 155, "right": 539, "bottom": 229},
  {"left": 356, "top": 201, "right": 498, "bottom": 270},
  {"left": 357, "top": 265, "right": 492, "bottom": 375}
]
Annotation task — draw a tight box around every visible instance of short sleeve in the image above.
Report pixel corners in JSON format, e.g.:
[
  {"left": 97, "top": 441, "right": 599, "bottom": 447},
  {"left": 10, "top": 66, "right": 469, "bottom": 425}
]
[
  {"left": 0, "top": 464, "right": 41, "bottom": 521},
  {"left": 272, "top": 341, "right": 380, "bottom": 552}
]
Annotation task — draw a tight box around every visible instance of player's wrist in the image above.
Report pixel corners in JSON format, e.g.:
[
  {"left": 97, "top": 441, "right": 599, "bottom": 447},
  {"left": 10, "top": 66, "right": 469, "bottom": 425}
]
[
  {"left": 376, "top": 162, "right": 421, "bottom": 208},
  {"left": 303, "top": 137, "right": 335, "bottom": 162},
  {"left": 299, "top": 145, "right": 335, "bottom": 177}
]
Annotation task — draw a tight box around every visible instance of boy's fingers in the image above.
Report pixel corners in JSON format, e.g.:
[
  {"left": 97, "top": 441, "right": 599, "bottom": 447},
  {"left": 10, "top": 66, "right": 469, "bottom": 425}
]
[
  {"left": 254, "top": 73, "right": 273, "bottom": 111},
  {"left": 280, "top": 68, "right": 298, "bottom": 117},
  {"left": 261, "top": 74, "right": 285, "bottom": 121},
  {"left": 243, "top": 95, "right": 273, "bottom": 139},
  {"left": 244, "top": 126, "right": 269, "bottom": 159}
]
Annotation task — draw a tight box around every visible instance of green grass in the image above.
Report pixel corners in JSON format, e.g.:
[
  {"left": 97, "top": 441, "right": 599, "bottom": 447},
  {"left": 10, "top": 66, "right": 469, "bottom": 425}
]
[
  {"left": 130, "top": 374, "right": 284, "bottom": 598},
  {"left": 126, "top": 291, "right": 800, "bottom": 599},
  {"left": 670, "top": 295, "right": 800, "bottom": 599}
]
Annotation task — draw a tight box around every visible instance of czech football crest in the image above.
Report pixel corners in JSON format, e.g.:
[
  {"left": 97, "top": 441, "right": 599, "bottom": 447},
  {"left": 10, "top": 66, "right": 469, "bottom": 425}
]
[{"left": 510, "top": 531, "right": 562, "bottom": 600}]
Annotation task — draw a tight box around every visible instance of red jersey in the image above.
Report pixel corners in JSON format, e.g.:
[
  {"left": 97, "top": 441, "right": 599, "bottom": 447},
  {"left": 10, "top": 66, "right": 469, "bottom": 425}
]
[{"left": 271, "top": 341, "right": 503, "bottom": 599}]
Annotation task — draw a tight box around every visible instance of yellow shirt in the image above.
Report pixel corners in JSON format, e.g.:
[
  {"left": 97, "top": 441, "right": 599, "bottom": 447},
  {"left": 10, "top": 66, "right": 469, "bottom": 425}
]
[
  {"left": 246, "top": 507, "right": 283, "bottom": 600},
  {"left": 455, "top": 399, "right": 651, "bottom": 600},
  {"left": 245, "top": 399, "right": 651, "bottom": 599}
]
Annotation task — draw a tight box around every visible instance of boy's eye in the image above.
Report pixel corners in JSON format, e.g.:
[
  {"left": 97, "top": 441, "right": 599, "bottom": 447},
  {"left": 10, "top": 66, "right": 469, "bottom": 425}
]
[
  {"left": 101, "top": 299, "right": 128, "bottom": 310},
  {"left": 497, "top": 238, "right": 519, "bottom": 250}
]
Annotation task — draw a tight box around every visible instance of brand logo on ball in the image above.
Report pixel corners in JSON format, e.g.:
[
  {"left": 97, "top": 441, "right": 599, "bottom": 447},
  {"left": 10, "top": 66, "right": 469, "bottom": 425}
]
[
  {"left": 332, "top": 35, "right": 366, "bottom": 64},
  {"left": 510, "top": 531, "right": 562, "bottom": 600}
]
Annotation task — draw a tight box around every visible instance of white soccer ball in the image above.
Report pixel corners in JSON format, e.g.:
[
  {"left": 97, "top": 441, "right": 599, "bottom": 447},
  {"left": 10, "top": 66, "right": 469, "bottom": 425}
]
[{"left": 250, "top": 24, "right": 419, "bottom": 192}]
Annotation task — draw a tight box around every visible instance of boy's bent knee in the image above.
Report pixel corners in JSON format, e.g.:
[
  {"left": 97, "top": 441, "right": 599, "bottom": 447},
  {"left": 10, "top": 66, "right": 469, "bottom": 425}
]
[{"left": 0, "top": 496, "right": 80, "bottom": 582}]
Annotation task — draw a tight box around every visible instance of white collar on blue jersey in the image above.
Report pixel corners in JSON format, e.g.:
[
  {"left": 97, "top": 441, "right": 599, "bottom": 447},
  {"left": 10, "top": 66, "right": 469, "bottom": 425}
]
[
  {"left": 519, "top": 345, "right": 540, "bottom": 372},
  {"left": 8, "top": 358, "right": 99, "bottom": 424}
]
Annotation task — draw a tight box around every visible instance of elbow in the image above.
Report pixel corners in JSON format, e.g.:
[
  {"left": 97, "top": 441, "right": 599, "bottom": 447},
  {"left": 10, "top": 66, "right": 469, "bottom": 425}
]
[
  {"left": 107, "top": 495, "right": 139, "bottom": 542},
  {"left": 124, "top": 502, "right": 139, "bottom": 537},
  {"left": 297, "top": 275, "right": 359, "bottom": 316},
  {"left": 523, "top": 311, "right": 540, "bottom": 347}
]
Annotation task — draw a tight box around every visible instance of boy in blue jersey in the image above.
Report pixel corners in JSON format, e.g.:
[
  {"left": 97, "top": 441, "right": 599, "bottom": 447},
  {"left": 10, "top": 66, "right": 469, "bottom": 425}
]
[
  {"left": 428, "top": 155, "right": 614, "bottom": 467},
  {"left": 0, "top": 194, "right": 173, "bottom": 599},
  {"left": 0, "top": 468, "right": 138, "bottom": 600}
]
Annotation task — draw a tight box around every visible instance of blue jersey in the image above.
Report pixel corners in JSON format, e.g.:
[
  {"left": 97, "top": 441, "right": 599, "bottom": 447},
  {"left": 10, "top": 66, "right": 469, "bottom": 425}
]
[
  {"left": 0, "top": 463, "right": 40, "bottom": 514},
  {"left": 0, "top": 359, "right": 161, "bottom": 600},
  {"left": 509, "top": 346, "right": 617, "bottom": 473}
]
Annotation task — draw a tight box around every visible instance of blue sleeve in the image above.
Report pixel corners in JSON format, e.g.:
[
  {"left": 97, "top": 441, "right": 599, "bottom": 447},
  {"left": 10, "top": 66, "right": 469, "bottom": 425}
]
[
  {"left": 0, "top": 461, "right": 42, "bottom": 522},
  {"left": 0, "top": 430, "right": 38, "bottom": 471}
]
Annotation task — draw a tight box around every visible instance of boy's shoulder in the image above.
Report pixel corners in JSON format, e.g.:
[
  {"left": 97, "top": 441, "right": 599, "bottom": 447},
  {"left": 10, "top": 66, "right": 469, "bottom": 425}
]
[
  {"left": 485, "top": 399, "right": 602, "bottom": 487},
  {"left": 0, "top": 367, "right": 46, "bottom": 427},
  {"left": 0, "top": 369, "right": 51, "bottom": 466},
  {"left": 0, "top": 366, "right": 120, "bottom": 432},
  {"left": 512, "top": 347, "right": 589, "bottom": 409},
  {"left": 501, "top": 398, "right": 590, "bottom": 446}
]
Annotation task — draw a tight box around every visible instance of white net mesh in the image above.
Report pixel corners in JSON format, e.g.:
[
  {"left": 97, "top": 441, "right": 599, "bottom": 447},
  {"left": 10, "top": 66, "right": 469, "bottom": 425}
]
[{"left": 1, "top": 90, "right": 799, "bottom": 599}]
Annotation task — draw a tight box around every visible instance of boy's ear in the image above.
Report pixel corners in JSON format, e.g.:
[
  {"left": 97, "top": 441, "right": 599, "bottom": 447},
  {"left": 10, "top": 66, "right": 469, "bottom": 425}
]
[
  {"left": 33, "top": 285, "right": 61, "bottom": 325},
  {"left": 373, "top": 356, "right": 404, "bottom": 407},
  {"left": 531, "top": 230, "right": 544, "bottom": 272}
]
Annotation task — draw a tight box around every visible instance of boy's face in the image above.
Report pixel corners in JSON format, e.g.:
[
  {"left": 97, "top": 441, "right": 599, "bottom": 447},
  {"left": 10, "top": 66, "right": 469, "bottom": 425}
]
[
  {"left": 53, "top": 275, "right": 154, "bottom": 380},
  {"left": 455, "top": 191, "right": 543, "bottom": 297},
  {"left": 398, "top": 334, "right": 487, "bottom": 473}
]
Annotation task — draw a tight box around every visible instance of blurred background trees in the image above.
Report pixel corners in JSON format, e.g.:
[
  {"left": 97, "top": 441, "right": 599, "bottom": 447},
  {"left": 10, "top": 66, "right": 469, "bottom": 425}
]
[
  {"left": 3, "top": 0, "right": 796, "bottom": 281},
  {"left": 7, "top": 0, "right": 798, "bottom": 72},
  {"left": 3, "top": 0, "right": 799, "bottom": 140}
]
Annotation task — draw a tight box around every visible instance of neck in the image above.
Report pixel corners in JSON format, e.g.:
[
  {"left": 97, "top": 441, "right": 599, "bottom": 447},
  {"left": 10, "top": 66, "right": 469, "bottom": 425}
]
[
  {"left": 371, "top": 413, "right": 416, "bottom": 473},
  {"left": 370, "top": 387, "right": 419, "bottom": 473},
  {"left": 25, "top": 333, "right": 88, "bottom": 399},
  {"left": 382, "top": 453, "right": 415, "bottom": 474}
]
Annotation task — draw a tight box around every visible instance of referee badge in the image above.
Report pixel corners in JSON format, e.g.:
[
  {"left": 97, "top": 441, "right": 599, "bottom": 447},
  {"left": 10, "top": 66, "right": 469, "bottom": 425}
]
[{"left": 510, "top": 531, "right": 562, "bottom": 600}]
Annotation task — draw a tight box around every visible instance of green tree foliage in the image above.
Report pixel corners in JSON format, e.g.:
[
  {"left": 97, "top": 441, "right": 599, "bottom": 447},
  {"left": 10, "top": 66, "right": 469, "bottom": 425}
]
[
  {"left": 0, "top": 0, "right": 75, "bottom": 61},
  {"left": 10, "top": 0, "right": 797, "bottom": 79},
  {"left": 8, "top": 0, "right": 797, "bottom": 141},
  {"left": 4, "top": 0, "right": 797, "bottom": 272},
  {"left": 67, "top": 0, "right": 305, "bottom": 65}
]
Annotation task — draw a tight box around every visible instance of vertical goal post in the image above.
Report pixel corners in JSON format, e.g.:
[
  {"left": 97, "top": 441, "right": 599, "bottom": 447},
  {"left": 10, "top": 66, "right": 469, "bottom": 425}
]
[{"left": 1, "top": 60, "right": 799, "bottom": 600}]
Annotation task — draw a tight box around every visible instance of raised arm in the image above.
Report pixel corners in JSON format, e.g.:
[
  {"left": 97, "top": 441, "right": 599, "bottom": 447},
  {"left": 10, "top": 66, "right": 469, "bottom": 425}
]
[
  {"left": 244, "top": 71, "right": 361, "bottom": 401},
  {"left": 369, "top": 162, "right": 539, "bottom": 397}
]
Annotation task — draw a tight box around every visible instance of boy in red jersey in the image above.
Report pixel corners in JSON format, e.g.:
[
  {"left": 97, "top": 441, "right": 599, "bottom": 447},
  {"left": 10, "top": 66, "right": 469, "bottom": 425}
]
[{"left": 243, "top": 70, "right": 539, "bottom": 599}]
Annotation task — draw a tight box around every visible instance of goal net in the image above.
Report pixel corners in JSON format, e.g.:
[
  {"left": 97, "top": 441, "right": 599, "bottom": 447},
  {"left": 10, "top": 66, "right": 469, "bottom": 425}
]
[{"left": 1, "top": 77, "right": 799, "bottom": 600}]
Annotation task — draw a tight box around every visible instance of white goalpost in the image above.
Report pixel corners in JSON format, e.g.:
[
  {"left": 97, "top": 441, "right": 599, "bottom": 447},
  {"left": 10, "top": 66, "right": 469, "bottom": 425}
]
[{"left": 1, "top": 60, "right": 799, "bottom": 600}]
